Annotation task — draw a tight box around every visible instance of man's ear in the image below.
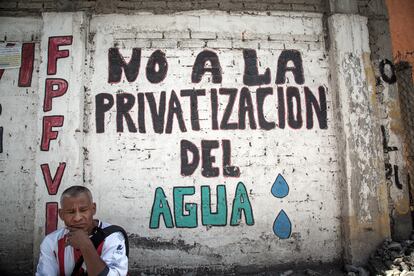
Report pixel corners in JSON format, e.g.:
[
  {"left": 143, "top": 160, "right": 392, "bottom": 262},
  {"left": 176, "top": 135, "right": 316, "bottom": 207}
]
[
  {"left": 92, "top": 202, "right": 96, "bottom": 215},
  {"left": 58, "top": 209, "right": 64, "bottom": 220}
]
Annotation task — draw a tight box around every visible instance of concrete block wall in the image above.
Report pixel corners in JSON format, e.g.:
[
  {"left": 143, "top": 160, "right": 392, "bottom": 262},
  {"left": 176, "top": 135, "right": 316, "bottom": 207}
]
[
  {"left": 0, "top": 17, "right": 42, "bottom": 275},
  {"left": 0, "top": 0, "right": 325, "bottom": 15},
  {"left": 358, "top": 0, "right": 413, "bottom": 241},
  {"left": 327, "top": 13, "right": 390, "bottom": 264},
  {"left": 0, "top": 0, "right": 408, "bottom": 274},
  {"left": 397, "top": 62, "right": 414, "bottom": 232},
  {"left": 84, "top": 11, "right": 340, "bottom": 274}
]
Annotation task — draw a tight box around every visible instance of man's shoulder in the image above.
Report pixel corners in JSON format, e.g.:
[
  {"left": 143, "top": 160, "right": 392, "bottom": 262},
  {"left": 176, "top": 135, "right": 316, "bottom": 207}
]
[
  {"left": 40, "top": 227, "right": 67, "bottom": 249},
  {"left": 98, "top": 222, "right": 129, "bottom": 258},
  {"left": 44, "top": 227, "right": 67, "bottom": 240},
  {"left": 100, "top": 222, "right": 126, "bottom": 240},
  {"left": 99, "top": 221, "right": 128, "bottom": 253},
  {"left": 100, "top": 221, "right": 112, "bottom": 229}
]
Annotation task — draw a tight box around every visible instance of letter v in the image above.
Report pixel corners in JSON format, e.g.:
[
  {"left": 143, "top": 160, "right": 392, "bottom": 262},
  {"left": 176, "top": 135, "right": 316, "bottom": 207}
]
[{"left": 41, "top": 162, "right": 66, "bottom": 195}]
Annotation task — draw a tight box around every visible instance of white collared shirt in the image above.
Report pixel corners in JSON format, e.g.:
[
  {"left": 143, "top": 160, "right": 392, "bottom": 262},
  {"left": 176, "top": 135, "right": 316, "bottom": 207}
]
[{"left": 36, "top": 221, "right": 128, "bottom": 276}]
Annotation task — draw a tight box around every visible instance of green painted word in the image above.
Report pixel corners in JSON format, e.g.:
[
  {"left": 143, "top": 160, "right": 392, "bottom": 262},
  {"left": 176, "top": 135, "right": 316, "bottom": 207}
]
[{"left": 149, "top": 182, "right": 254, "bottom": 228}]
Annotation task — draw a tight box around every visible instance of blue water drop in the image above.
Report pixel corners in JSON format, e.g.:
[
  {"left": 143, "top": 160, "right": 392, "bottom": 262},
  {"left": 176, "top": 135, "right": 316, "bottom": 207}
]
[
  {"left": 271, "top": 174, "right": 289, "bottom": 198},
  {"left": 273, "top": 209, "right": 292, "bottom": 239}
]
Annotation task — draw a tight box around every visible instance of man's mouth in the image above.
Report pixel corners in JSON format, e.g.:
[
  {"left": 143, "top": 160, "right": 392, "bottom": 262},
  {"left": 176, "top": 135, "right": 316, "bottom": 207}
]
[{"left": 70, "top": 224, "right": 86, "bottom": 229}]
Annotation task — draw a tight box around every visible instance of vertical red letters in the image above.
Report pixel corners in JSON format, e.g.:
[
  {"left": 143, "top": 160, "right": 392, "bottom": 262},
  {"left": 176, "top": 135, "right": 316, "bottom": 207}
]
[
  {"left": 43, "top": 35, "right": 72, "bottom": 235},
  {"left": 41, "top": 162, "right": 66, "bottom": 195},
  {"left": 18, "top": 43, "right": 35, "bottom": 87},
  {"left": 43, "top": 79, "right": 68, "bottom": 112},
  {"left": 41, "top": 116, "right": 64, "bottom": 151},
  {"left": 47, "top": 36, "right": 73, "bottom": 75},
  {"left": 45, "top": 202, "right": 58, "bottom": 235}
]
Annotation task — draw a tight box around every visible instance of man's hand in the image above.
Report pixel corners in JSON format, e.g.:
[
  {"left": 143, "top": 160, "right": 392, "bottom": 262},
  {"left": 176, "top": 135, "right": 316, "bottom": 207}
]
[
  {"left": 65, "top": 227, "right": 107, "bottom": 276},
  {"left": 65, "top": 227, "right": 92, "bottom": 250}
]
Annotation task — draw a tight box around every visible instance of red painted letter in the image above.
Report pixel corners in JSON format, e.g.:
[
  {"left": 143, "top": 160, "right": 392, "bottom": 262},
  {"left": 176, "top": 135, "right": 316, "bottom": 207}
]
[
  {"left": 0, "top": 126, "right": 3, "bottom": 153},
  {"left": 43, "top": 78, "right": 68, "bottom": 112},
  {"left": 18, "top": 43, "right": 35, "bottom": 87},
  {"left": 46, "top": 202, "right": 58, "bottom": 235},
  {"left": 47, "top": 36, "right": 73, "bottom": 75},
  {"left": 41, "top": 162, "right": 66, "bottom": 195},
  {"left": 0, "top": 104, "right": 2, "bottom": 153},
  {"left": 41, "top": 116, "right": 64, "bottom": 151}
]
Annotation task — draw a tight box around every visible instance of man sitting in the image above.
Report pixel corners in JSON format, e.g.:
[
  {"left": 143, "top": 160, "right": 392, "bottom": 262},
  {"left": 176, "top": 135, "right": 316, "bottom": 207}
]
[{"left": 36, "top": 186, "right": 128, "bottom": 275}]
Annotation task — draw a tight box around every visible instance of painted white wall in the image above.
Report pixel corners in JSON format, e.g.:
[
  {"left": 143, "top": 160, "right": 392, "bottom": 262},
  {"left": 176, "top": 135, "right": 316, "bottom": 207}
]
[
  {"left": 0, "top": 10, "right": 393, "bottom": 272},
  {"left": 32, "top": 12, "right": 88, "bottom": 263},
  {"left": 86, "top": 12, "right": 341, "bottom": 269},
  {"left": 328, "top": 14, "right": 390, "bottom": 264},
  {"left": 0, "top": 17, "right": 42, "bottom": 273}
]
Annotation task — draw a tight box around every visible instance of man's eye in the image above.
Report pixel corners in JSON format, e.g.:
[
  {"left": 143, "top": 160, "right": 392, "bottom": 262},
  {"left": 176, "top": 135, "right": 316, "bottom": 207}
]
[{"left": 66, "top": 211, "right": 75, "bottom": 214}]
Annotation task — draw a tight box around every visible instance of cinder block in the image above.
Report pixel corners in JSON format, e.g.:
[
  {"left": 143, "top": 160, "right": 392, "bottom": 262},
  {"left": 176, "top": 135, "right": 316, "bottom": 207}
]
[
  {"left": 0, "top": 1, "right": 17, "bottom": 9},
  {"left": 115, "top": 39, "right": 150, "bottom": 48},
  {"left": 217, "top": 32, "right": 237, "bottom": 39},
  {"left": 281, "top": 0, "right": 321, "bottom": 5},
  {"left": 242, "top": 2, "right": 271, "bottom": 10},
  {"left": 176, "top": 56, "right": 196, "bottom": 67},
  {"left": 206, "top": 39, "right": 233, "bottom": 49},
  {"left": 191, "top": 32, "right": 217, "bottom": 40},
  {"left": 136, "top": 32, "right": 163, "bottom": 39},
  {"left": 178, "top": 39, "right": 206, "bottom": 48},
  {"left": 114, "top": 31, "right": 137, "bottom": 40},
  {"left": 196, "top": 1, "right": 220, "bottom": 9},
  {"left": 259, "top": 41, "right": 285, "bottom": 50},
  {"left": 264, "top": 3, "right": 293, "bottom": 10},
  {"left": 116, "top": 1, "right": 136, "bottom": 9},
  {"left": 358, "top": 4, "right": 370, "bottom": 16},
  {"left": 137, "top": 1, "right": 167, "bottom": 10},
  {"left": 218, "top": 2, "right": 244, "bottom": 10},
  {"left": 308, "top": 42, "right": 324, "bottom": 51},
  {"left": 150, "top": 39, "right": 177, "bottom": 48},
  {"left": 74, "top": 0, "right": 96, "bottom": 9},
  {"left": 283, "top": 41, "right": 310, "bottom": 51},
  {"left": 269, "top": 34, "right": 296, "bottom": 42},
  {"left": 17, "top": 2, "right": 43, "bottom": 9},
  {"left": 291, "top": 3, "right": 319, "bottom": 12},
  {"left": 164, "top": 31, "right": 190, "bottom": 39},
  {"left": 43, "top": 2, "right": 56, "bottom": 11},
  {"left": 366, "top": 0, "right": 388, "bottom": 17},
  {"left": 232, "top": 40, "right": 260, "bottom": 49},
  {"left": 116, "top": 8, "right": 135, "bottom": 14},
  {"left": 241, "top": 32, "right": 269, "bottom": 41},
  {"left": 166, "top": 1, "right": 194, "bottom": 10},
  {"left": 295, "top": 34, "right": 322, "bottom": 42},
  {"left": 240, "top": 0, "right": 272, "bottom": 2}
]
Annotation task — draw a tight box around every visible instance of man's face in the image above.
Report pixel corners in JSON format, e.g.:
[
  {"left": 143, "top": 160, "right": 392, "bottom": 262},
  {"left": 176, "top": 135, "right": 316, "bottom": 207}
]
[{"left": 58, "top": 192, "right": 96, "bottom": 234}]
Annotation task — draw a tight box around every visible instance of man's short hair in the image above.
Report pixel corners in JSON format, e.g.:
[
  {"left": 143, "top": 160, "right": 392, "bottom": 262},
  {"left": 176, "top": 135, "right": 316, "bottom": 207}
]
[{"left": 60, "top": 185, "right": 93, "bottom": 205}]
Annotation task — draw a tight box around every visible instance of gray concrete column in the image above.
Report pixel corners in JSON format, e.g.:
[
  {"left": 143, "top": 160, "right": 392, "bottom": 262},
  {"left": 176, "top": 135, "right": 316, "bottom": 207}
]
[
  {"left": 326, "top": 0, "right": 358, "bottom": 14},
  {"left": 33, "top": 12, "right": 88, "bottom": 266},
  {"left": 327, "top": 13, "right": 391, "bottom": 265},
  {"left": 362, "top": 0, "right": 413, "bottom": 242}
]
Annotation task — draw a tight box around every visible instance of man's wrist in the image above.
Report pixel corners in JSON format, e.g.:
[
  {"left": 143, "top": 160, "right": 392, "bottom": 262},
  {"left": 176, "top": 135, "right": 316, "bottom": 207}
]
[
  {"left": 97, "top": 265, "right": 109, "bottom": 276},
  {"left": 78, "top": 237, "right": 94, "bottom": 251}
]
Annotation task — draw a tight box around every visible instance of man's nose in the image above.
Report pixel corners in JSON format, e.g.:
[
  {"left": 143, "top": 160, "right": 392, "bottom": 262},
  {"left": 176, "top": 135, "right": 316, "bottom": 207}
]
[{"left": 73, "top": 211, "right": 82, "bottom": 221}]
